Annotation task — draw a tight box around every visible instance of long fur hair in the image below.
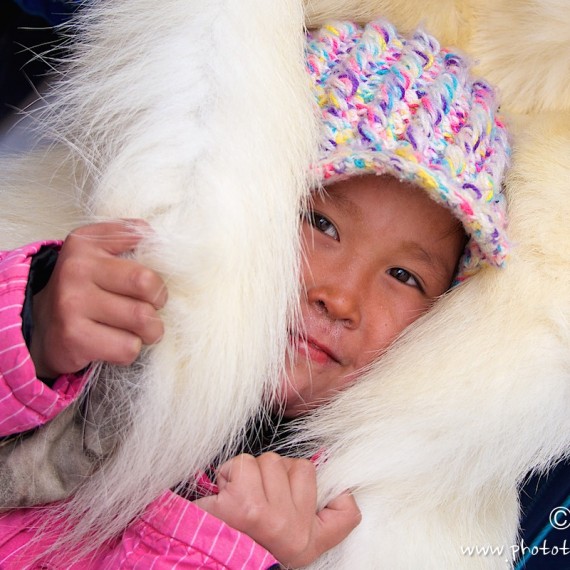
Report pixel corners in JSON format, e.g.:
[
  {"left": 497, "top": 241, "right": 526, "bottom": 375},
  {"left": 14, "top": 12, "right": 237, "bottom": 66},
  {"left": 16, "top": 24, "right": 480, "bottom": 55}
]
[
  {"left": 1, "top": 0, "right": 317, "bottom": 559},
  {"left": 0, "top": 0, "right": 568, "bottom": 568},
  {"left": 297, "top": 2, "right": 570, "bottom": 568}
]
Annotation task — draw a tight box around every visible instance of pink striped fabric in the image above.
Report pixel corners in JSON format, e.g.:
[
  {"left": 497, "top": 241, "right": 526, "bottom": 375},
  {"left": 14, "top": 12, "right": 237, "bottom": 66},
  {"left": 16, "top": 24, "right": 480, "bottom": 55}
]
[
  {"left": 0, "top": 242, "right": 87, "bottom": 436},
  {"left": 0, "top": 243, "right": 277, "bottom": 569},
  {"left": 0, "top": 492, "right": 278, "bottom": 569}
]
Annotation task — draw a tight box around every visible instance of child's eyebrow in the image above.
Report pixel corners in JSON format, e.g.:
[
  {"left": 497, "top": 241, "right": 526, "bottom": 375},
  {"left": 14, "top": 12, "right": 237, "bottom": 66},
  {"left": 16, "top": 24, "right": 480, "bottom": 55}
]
[
  {"left": 400, "top": 241, "right": 453, "bottom": 280},
  {"left": 327, "top": 191, "right": 362, "bottom": 221}
]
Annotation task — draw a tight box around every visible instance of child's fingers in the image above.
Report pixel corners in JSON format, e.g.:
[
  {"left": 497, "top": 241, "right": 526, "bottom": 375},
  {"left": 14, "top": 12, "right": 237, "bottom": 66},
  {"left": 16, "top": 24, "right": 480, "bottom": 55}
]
[
  {"left": 197, "top": 454, "right": 268, "bottom": 524},
  {"left": 313, "top": 492, "right": 362, "bottom": 553},
  {"left": 286, "top": 457, "right": 318, "bottom": 513},
  {"left": 217, "top": 454, "right": 266, "bottom": 498},
  {"left": 93, "top": 257, "right": 168, "bottom": 309},
  {"left": 255, "top": 452, "right": 294, "bottom": 505},
  {"left": 256, "top": 455, "right": 318, "bottom": 556},
  {"left": 82, "top": 322, "right": 143, "bottom": 367},
  {"left": 86, "top": 290, "right": 164, "bottom": 346},
  {"left": 195, "top": 453, "right": 357, "bottom": 570},
  {"left": 263, "top": 454, "right": 317, "bottom": 514},
  {"left": 45, "top": 319, "right": 143, "bottom": 373},
  {"left": 61, "top": 220, "right": 168, "bottom": 308},
  {"left": 68, "top": 220, "right": 150, "bottom": 256}
]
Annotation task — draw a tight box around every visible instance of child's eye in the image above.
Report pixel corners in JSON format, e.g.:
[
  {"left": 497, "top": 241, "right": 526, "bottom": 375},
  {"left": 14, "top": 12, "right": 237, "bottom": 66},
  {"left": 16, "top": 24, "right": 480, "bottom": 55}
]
[
  {"left": 306, "top": 211, "right": 339, "bottom": 240},
  {"left": 388, "top": 267, "right": 423, "bottom": 291}
]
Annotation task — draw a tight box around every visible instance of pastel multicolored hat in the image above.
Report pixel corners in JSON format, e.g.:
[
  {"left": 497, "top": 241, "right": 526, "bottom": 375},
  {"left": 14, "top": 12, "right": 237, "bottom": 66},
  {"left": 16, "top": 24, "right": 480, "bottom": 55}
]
[{"left": 306, "top": 20, "right": 510, "bottom": 279}]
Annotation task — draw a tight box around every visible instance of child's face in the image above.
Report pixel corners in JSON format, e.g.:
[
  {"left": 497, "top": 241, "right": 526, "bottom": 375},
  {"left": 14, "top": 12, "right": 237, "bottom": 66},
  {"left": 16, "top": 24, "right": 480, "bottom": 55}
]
[{"left": 283, "top": 174, "right": 465, "bottom": 417}]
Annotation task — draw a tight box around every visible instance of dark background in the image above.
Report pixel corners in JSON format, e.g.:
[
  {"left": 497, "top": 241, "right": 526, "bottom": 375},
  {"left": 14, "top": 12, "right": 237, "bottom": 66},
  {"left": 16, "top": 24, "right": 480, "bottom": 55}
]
[{"left": 0, "top": 0, "right": 74, "bottom": 120}]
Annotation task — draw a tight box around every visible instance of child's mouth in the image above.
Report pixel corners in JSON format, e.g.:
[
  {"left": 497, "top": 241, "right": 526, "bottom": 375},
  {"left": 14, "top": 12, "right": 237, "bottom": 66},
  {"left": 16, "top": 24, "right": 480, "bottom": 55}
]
[{"left": 294, "top": 334, "right": 340, "bottom": 365}]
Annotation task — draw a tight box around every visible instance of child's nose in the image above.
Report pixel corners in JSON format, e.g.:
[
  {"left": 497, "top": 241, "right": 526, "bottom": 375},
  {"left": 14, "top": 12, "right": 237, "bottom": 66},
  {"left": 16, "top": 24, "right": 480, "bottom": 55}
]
[{"left": 306, "top": 283, "right": 361, "bottom": 328}]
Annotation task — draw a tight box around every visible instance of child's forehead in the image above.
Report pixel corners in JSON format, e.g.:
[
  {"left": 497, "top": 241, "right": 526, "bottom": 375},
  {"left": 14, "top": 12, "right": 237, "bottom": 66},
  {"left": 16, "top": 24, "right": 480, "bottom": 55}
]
[
  {"left": 311, "top": 175, "right": 464, "bottom": 241},
  {"left": 314, "top": 184, "right": 363, "bottom": 217},
  {"left": 313, "top": 175, "right": 423, "bottom": 211}
]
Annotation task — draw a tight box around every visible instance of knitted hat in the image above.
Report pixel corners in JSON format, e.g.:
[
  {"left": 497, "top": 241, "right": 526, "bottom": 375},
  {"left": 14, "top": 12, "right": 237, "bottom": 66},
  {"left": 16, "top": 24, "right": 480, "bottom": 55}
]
[{"left": 305, "top": 21, "right": 510, "bottom": 279}]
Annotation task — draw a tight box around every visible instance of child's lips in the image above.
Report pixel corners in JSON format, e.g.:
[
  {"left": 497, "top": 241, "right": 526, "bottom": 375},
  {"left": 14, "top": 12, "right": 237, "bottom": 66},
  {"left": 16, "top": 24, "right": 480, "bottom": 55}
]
[{"left": 295, "top": 334, "right": 341, "bottom": 365}]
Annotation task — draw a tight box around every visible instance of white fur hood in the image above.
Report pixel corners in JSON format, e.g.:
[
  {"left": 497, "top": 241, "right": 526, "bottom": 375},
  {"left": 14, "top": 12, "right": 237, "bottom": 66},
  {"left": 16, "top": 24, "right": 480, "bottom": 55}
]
[{"left": 0, "top": 0, "right": 569, "bottom": 568}]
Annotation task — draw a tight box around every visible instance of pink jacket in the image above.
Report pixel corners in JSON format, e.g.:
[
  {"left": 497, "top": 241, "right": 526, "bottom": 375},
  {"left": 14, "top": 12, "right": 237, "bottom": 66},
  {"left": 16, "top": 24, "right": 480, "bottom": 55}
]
[{"left": 0, "top": 242, "right": 279, "bottom": 570}]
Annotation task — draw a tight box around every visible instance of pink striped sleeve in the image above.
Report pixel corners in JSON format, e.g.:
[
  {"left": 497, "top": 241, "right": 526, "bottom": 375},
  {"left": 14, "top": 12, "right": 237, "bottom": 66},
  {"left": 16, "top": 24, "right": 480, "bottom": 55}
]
[
  {"left": 0, "top": 491, "right": 279, "bottom": 569},
  {"left": 101, "top": 491, "right": 279, "bottom": 569},
  {"left": 0, "top": 242, "right": 88, "bottom": 436}
]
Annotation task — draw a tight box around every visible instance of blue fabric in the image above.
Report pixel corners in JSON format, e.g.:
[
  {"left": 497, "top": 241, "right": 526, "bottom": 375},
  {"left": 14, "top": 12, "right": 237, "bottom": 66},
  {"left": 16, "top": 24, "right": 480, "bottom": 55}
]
[
  {"left": 516, "top": 460, "right": 570, "bottom": 569},
  {"left": 10, "top": 0, "right": 79, "bottom": 25}
]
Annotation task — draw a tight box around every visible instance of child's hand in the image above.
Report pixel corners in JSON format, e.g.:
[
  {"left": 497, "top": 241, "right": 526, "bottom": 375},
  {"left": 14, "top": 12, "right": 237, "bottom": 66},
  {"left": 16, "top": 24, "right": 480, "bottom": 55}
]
[
  {"left": 30, "top": 220, "right": 167, "bottom": 379},
  {"left": 196, "top": 452, "right": 361, "bottom": 568}
]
